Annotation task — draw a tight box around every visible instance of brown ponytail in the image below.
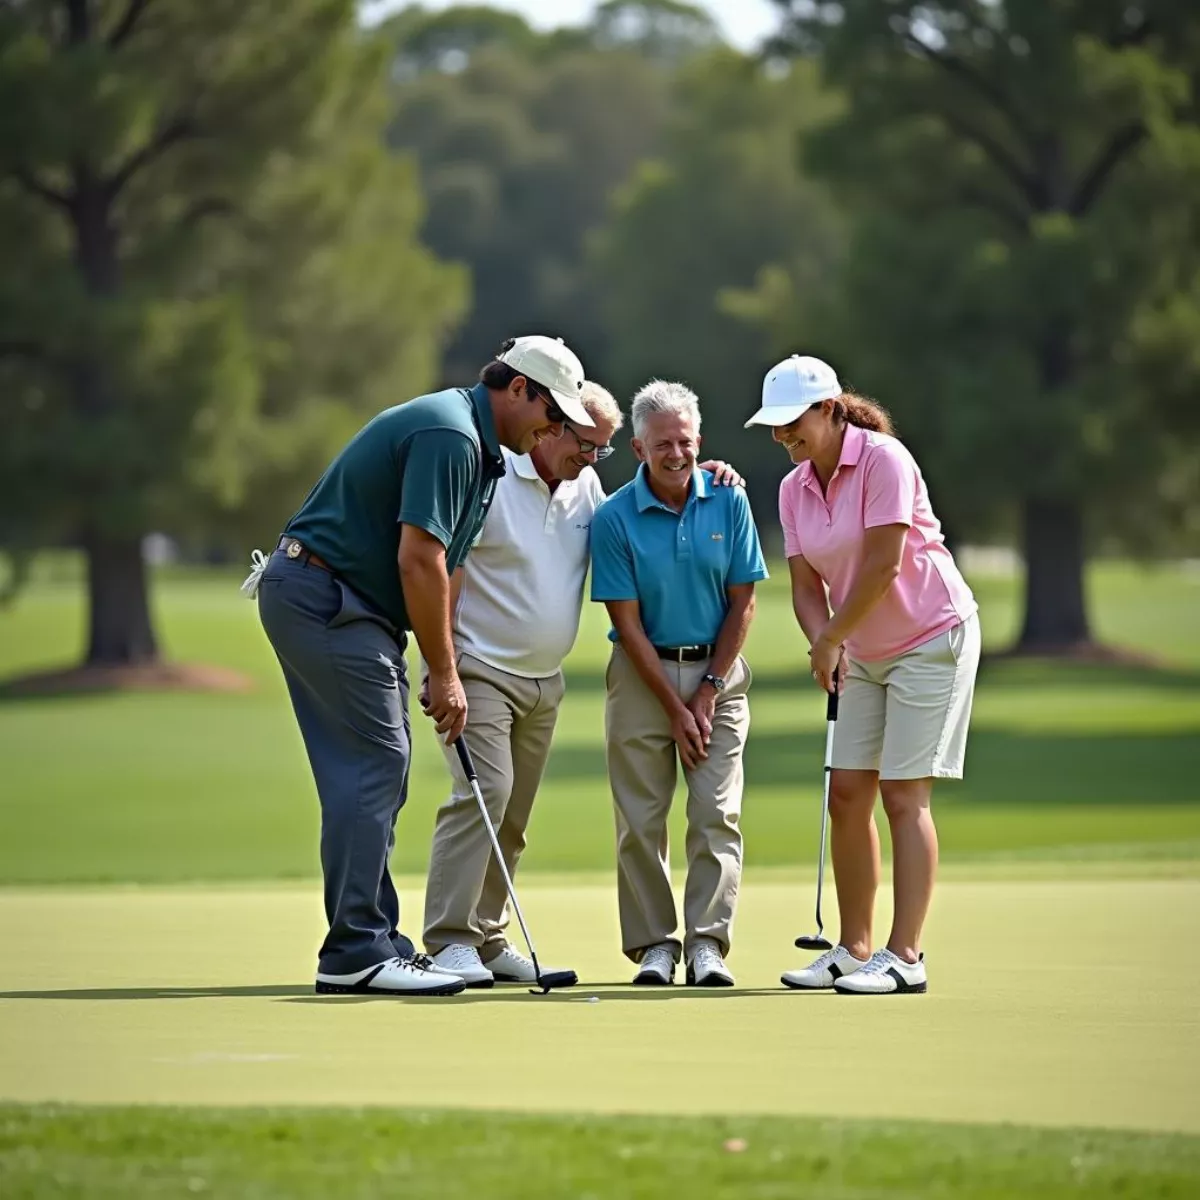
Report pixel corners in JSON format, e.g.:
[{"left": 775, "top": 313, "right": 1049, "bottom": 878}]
[{"left": 832, "top": 392, "right": 895, "bottom": 436}]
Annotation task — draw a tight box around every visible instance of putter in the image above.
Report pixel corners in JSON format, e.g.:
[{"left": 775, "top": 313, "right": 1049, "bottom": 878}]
[
  {"left": 795, "top": 668, "right": 839, "bottom": 952},
  {"left": 453, "top": 737, "right": 575, "bottom": 995}
]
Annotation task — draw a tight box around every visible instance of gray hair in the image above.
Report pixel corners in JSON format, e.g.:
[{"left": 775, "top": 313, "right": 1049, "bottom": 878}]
[
  {"left": 630, "top": 379, "right": 701, "bottom": 440},
  {"left": 580, "top": 380, "right": 624, "bottom": 432}
]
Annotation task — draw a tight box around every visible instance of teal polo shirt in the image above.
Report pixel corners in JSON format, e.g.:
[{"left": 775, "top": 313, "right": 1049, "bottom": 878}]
[
  {"left": 590, "top": 466, "right": 768, "bottom": 646},
  {"left": 285, "top": 383, "right": 505, "bottom": 631}
]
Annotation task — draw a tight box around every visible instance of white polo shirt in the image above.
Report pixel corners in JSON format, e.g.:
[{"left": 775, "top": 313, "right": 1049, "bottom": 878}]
[{"left": 454, "top": 448, "right": 604, "bottom": 678}]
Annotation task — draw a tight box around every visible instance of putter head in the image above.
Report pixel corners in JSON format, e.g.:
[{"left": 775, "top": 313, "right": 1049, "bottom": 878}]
[
  {"left": 795, "top": 934, "right": 834, "bottom": 951},
  {"left": 527, "top": 968, "right": 579, "bottom": 995}
]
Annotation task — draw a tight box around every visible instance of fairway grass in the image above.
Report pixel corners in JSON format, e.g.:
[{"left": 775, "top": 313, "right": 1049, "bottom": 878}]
[
  {"left": 4, "top": 1106, "right": 1199, "bottom": 1200},
  {"left": 2, "top": 879, "right": 1197, "bottom": 1133},
  {"left": 2, "top": 563, "right": 1200, "bottom": 885}
]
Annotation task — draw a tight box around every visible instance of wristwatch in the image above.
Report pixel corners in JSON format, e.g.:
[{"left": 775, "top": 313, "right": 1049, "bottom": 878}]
[{"left": 701, "top": 672, "right": 727, "bottom": 692}]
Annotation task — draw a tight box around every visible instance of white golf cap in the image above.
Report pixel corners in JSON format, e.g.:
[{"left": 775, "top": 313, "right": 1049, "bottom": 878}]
[
  {"left": 743, "top": 354, "right": 842, "bottom": 428},
  {"left": 497, "top": 334, "right": 594, "bottom": 428}
]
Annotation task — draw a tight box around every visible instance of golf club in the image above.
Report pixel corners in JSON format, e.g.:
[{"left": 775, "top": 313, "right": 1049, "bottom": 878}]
[
  {"left": 453, "top": 737, "right": 575, "bottom": 995},
  {"left": 795, "top": 668, "right": 839, "bottom": 951}
]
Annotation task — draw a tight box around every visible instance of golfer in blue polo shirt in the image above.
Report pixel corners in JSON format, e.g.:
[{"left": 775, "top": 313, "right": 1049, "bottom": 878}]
[
  {"left": 244, "top": 335, "right": 593, "bottom": 997},
  {"left": 591, "top": 380, "right": 767, "bottom": 987}
]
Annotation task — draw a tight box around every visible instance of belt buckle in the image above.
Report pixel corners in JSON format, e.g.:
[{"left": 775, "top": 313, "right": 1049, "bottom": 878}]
[{"left": 285, "top": 539, "right": 302, "bottom": 560}]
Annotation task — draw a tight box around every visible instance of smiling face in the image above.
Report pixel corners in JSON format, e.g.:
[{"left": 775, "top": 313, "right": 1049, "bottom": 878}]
[
  {"left": 632, "top": 410, "right": 700, "bottom": 493},
  {"left": 533, "top": 411, "right": 619, "bottom": 483},
  {"left": 498, "top": 376, "right": 567, "bottom": 456},
  {"left": 771, "top": 401, "right": 838, "bottom": 465}
]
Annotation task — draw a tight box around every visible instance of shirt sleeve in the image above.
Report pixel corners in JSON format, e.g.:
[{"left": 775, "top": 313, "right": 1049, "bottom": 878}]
[
  {"left": 398, "top": 429, "right": 478, "bottom": 547},
  {"left": 862, "top": 442, "right": 917, "bottom": 529},
  {"left": 779, "top": 472, "right": 803, "bottom": 559},
  {"left": 727, "top": 488, "right": 769, "bottom": 585},
  {"left": 589, "top": 504, "right": 638, "bottom": 601}
]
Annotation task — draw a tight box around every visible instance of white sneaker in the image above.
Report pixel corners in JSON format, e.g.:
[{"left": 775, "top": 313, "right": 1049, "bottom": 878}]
[
  {"left": 486, "top": 945, "right": 578, "bottom": 988},
  {"left": 781, "top": 945, "right": 870, "bottom": 991},
  {"left": 687, "top": 943, "right": 735, "bottom": 987},
  {"left": 632, "top": 944, "right": 676, "bottom": 986},
  {"left": 315, "top": 955, "right": 465, "bottom": 996},
  {"left": 833, "top": 949, "right": 927, "bottom": 995},
  {"left": 430, "top": 944, "right": 494, "bottom": 988}
]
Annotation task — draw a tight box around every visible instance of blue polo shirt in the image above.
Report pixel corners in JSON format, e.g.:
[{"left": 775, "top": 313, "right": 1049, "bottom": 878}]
[{"left": 590, "top": 467, "right": 768, "bottom": 646}]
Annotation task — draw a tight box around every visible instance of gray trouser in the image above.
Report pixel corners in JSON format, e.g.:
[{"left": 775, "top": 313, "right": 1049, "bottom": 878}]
[{"left": 258, "top": 549, "right": 414, "bottom": 975}]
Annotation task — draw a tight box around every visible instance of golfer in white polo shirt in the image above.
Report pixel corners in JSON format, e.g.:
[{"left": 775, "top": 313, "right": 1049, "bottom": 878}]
[{"left": 422, "top": 383, "right": 743, "bottom": 987}]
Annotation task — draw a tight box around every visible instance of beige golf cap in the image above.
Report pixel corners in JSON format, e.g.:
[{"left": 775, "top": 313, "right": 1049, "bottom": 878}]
[
  {"left": 497, "top": 335, "right": 594, "bottom": 428},
  {"left": 744, "top": 354, "right": 842, "bottom": 428}
]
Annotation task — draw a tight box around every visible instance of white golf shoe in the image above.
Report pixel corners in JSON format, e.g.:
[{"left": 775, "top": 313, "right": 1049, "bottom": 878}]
[
  {"left": 315, "top": 955, "right": 465, "bottom": 996},
  {"left": 485, "top": 945, "right": 578, "bottom": 988},
  {"left": 833, "top": 949, "right": 927, "bottom": 995},
  {"left": 632, "top": 944, "right": 676, "bottom": 986},
  {"left": 687, "top": 943, "right": 735, "bottom": 987},
  {"left": 781, "top": 945, "right": 870, "bottom": 991},
  {"left": 429, "top": 944, "right": 495, "bottom": 988}
]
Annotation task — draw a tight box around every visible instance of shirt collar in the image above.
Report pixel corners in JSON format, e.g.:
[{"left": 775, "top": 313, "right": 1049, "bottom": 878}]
[
  {"left": 468, "top": 383, "right": 505, "bottom": 474},
  {"left": 797, "top": 423, "right": 867, "bottom": 490},
  {"left": 507, "top": 449, "right": 541, "bottom": 480},
  {"left": 633, "top": 463, "right": 711, "bottom": 512}
]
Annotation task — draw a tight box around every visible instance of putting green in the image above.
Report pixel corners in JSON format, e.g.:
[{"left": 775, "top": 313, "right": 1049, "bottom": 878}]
[{"left": 1, "top": 878, "right": 1196, "bottom": 1133}]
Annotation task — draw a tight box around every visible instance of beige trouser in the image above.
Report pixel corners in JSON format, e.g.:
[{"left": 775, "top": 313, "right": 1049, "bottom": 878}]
[
  {"left": 423, "top": 653, "right": 564, "bottom": 960},
  {"left": 605, "top": 646, "right": 751, "bottom": 963}
]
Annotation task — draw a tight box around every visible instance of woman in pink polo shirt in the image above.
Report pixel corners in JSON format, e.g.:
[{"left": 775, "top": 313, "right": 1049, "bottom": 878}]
[{"left": 745, "top": 355, "right": 980, "bottom": 996}]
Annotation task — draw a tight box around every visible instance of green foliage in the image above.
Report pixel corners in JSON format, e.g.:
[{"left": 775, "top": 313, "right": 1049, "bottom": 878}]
[
  {"left": 384, "top": 20, "right": 675, "bottom": 381},
  {"left": 763, "top": 0, "right": 1200, "bottom": 554},
  {"left": 590, "top": 51, "right": 843, "bottom": 510},
  {"left": 0, "top": 1, "right": 465, "bottom": 566}
]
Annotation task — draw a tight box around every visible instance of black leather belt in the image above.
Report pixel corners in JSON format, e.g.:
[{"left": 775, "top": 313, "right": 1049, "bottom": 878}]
[
  {"left": 654, "top": 644, "right": 715, "bottom": 663},
  {"left": 277, "top": 536, "right": 334, "bottom": 573}
]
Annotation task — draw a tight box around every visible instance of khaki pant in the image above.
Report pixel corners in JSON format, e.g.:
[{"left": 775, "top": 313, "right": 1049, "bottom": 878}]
[
  {"left": 605, "top": 647, "right": 751, "bottom": 963},
  {"left": 423, "top": 653, "right": 564, "bottom": 959}
]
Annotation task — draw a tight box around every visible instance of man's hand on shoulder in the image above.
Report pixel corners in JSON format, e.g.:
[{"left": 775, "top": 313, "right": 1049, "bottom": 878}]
[{"left": 699, "top": 459, "right": 744, "bottom": 488}]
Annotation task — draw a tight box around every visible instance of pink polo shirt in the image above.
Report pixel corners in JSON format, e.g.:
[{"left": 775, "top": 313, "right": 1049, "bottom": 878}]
[{"left": 779, "top": 424, "right": 977, "bottom": 662}]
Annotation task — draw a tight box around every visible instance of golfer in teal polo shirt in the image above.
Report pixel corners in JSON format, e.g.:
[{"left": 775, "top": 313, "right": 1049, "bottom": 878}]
[
  {"left": 591, "top": 379, "right": 767, "bottom": 987},
  {"left": 246, "top": 335, "right": 593, "bottom": 997}
]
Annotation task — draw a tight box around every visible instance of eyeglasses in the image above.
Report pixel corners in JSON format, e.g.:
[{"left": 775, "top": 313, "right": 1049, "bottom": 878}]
[{"left": 566, "top": 423, "right": 614, "bottom": 461}]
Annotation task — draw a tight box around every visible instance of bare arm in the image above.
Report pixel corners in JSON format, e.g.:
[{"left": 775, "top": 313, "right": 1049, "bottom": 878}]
[
  {"left": 787, "top": 554, "right": 832, "bottom": 645},
  {"left": 810, "top": 523, "right": 906, "bottom": 694},
  {"left": 398, "top": 525, "right": 465, "bottom": 740},
  {"left": 707, "top": 584, "right": 755, "bottom": 683},
  {"left": 605, "top": 599, "right": 685, "bottom": 719},
  {"left": 686, "top": 583, "right": 756, "bottom": 749}
]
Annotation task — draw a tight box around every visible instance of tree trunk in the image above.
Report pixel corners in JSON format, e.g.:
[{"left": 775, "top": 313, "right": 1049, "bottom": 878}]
[
  {"left": 1015, "top": 497, "right": 1091, "bottom": 651},
  {"left": 84, "top": 531, "right": 158, "bottom": 666}
]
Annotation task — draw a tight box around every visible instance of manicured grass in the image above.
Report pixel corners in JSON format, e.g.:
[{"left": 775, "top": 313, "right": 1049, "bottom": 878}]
[
  {"left": 4, "top": 1105, "right": 1199, "bottom": 1200},
  {"left": 2, "top": 880, "right": 1197, "bottom": 1132},
  {"left": 1, "top": 562, "right": 1198, "bottom": 884}
]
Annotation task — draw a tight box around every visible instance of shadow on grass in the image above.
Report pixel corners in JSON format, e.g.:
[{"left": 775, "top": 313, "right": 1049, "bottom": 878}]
[
  {"left": 0, "top": 985, "right": 312, "bottom": 1001},
  {"left": 0, "top": 984, "right": 795, "bottom": 1004},
  {"left": 543, "top": 727, "right": 1200, "bottom": 806},
  {"left": 281, "top": 986, "right": 795, "bottom": 1005}
]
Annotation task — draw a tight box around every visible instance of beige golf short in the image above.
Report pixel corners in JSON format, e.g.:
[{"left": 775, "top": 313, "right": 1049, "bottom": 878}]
[{"left": 831, "top": 614, "right": 981, "bottom": 780}]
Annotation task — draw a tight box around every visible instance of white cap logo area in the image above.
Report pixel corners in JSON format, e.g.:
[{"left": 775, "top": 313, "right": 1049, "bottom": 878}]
[
  {"left": 497, "top": 335, "right": 594, "bottom": 428},
  {"left": 743, "top": 354, "right": 842, "bottom": 428}
]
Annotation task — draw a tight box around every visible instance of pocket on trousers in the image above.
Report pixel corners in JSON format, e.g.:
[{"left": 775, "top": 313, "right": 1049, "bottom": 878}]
[{"left": 326, "top": 578, "right": 398, "bottom": 637}]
